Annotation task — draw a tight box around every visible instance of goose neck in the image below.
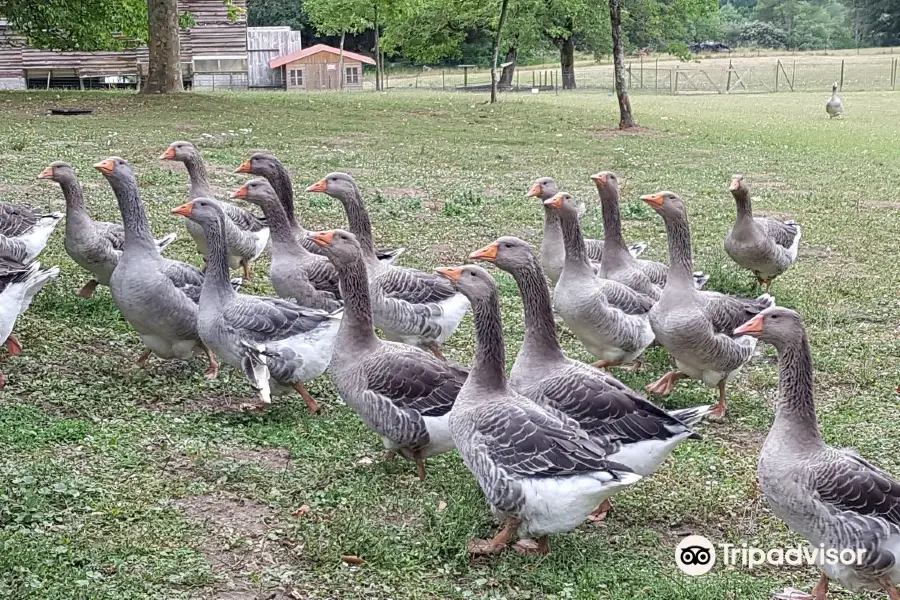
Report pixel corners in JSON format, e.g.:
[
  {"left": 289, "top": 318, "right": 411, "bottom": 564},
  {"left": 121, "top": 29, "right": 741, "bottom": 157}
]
[
  {"left": 512, "top": 262, "right": 563, "bottom": 358},
  {"left": 182, "top": 155, "right": 212, "bottom": 198},
  {"left": 469, "top": 290, "right": 508, "bottom": 390},
  {"left": 200, "top": 216, "right": 238, "bottom": 303},
  {"left": 732, "top": 188, "right": 754, "bottom": 223},
  {"left": 662, "top": 210, "right": 696, "bottom": 288},
  {"left": 598, "top": 185, "right": 630, "bottom": 254},
  {"left": 266, "top": 162, "right": 299, "bottom": 229},
  {"left": 557, "top": 209, "right": 590, "bottom": 268},
  {"left": 335, "top": 256, "right": 378, "bottom": 349},
  {"left": 109, "top": 173, "right": 157, "bottom": 252},
  {"left": 339, "top": 186, "right": 379, "bottom": 262},
  {"left": 770, "top": 334, "right": 823, "bottom": 447}
]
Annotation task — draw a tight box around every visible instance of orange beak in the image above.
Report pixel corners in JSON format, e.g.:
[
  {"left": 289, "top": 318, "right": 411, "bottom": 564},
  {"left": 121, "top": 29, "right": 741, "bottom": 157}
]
[
  {"left": 543, "top": 193, "right": 564, "bottom": 209},
  {"left": 231, "top": 184, "right": 249, "bottom": 199},
  {"left": 171, "top": 201, "right": 194, "bottom": 218},
  {"left": 38, "top": 166, "right": 54, "bottom": 180},
  {"left": 640, "top": 193, "right": 664, "bottom": 207},
  {"left": 309, "top": 230, "right": 335, "bottom": 248},
  {"left": 525, "top": 182, "right": 542, "bottom": 198},
  {"left": 159, "top": 147, "right": 176, "bottom": 160},
  {"left": 734, "top": 313, "right": 764, "bottom": 336},
  {"left": 235, "top": 160, "right": 252, "bottom": 174},
  {"left": 305, "top": 179, "right": 328, "bottom": 193},
  {"left": 591, "top": 173, "right": 608, "bottom": 186},
  {"left": 470, "top": 242, "right": 498, "bottom": 262},
  {"left": 436, "top": 267, "right": 463, "bottom": 283},
  {"left": 729, "top": 177, "right": 742, "bottom": 191},
  {"left": 94, "top": 159, "right": 115, "bottom": 175}
]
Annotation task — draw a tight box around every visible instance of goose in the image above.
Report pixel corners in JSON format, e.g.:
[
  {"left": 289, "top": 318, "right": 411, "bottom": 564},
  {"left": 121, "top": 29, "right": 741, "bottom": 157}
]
[
  {"left": 94, "top": 156, "right": 219, "bottom": 377},
  {"left": 234, "top": 152, "right": 404, "bottom": 264},
  {"left": 543, "top": 192, "right": 655, "bottom": 369},
  {"left": 437, "top": 264, "right": 641, "bottom": 555},
  {"left": 640, "top": 191, "right": 774, "bottom": 418},
  {"left": 306, "top": 172, "right": 469, "bottom": 359},
  {"left": 38, "top": 161, "right": 178, "bottom": 298},
  {"left": 471, "top": 235, "right": 710, "bottom": 520},
  {"left": 735, "top": 307, "right": 900, "bottom": 600},
  {"left": 826, "top": 83, "right": 843, "bottom": 118},
  {"left": 723, "top": 174, "right": 801, "bottom": 293},
  {"left": 160, "top": 141, "right": 269, "bottom": 279},
  {"left": 591, "top": 171, "right": 708, "bottom": 297},
  {"left": 172, "top": 198, "right": 341, "bottom": 413},
  {"left": 0, "top": 260, "right": 59, "bottom": 388},
  {"left": 525, "top": 176, "right": 646, "bottom": 285},
  {"left": 309, "top": 229, "right": 465, "bottom": 479},
  {"left": 0, "top": 202, "right": 63, "bottom": 264},
  {"left": 232, "top": 179, "right": 340, "bottom": 311}
]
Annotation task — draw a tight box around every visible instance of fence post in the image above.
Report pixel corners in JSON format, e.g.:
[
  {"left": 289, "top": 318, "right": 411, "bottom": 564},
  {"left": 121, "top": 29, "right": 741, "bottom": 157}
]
[
  {"left": 839, "top": 59, "right": 844, "bottom": 90},
  {"left": 441, "top": 70, "right": 445, "bottom": 90},
  {"left": 792, "top": 59, "right": 796, "bottom": 89},
  {"left": 627, "top": 63, "right": 632, "bottom": 88},
  {"left": 516, "top": 71, "right": 519, "bottom": 90},
  {"left": 415, "top": 73, "right": 419, "bottom": 89},
  {"left": 655, "top": 58, "right": 659, "bottom": 92},
  {"left": 726, "top": 59, "right": 732, "bottom": 92},
  {"left": 775, "top": 60, "right": 779, "bottom": 92},
  {"left": 532, "top": 71, "right": 535, "bottom": 88},
  {"left": 673, "top": 68, "right": 678, "bottom": 94},
  {"left": 640, "top": 56, "right": 643, "bottom": 88}
]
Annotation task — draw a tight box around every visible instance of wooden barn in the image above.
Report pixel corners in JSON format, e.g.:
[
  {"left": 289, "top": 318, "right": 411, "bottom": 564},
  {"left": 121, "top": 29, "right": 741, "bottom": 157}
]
[
  {"left": 0, "top": 0, "right": 248, "bottom": 91},
  {"left": 269, "top": 44, "right": 375, "bottom": 91}
]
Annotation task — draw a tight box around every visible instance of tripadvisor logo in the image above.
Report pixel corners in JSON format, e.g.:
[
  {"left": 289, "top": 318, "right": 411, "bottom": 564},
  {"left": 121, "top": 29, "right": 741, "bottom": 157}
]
[{"left": 674, "top": 535, "right": 868, "bottom": 576}]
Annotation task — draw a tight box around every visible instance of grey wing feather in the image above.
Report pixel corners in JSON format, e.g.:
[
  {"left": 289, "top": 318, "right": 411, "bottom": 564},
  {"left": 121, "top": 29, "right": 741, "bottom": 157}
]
[
  {"left": 817, "top": 452, "right": 900, "bottom": 527},
  {"left": 95, "top": 221, "right": 126, "bottom": 250},
  {"left": 364, "top": 351, "right": 466, "bottom": 418},
  {"left": 379, "top": 267, "right": 457, "bottom": 305},
  {"left": 600, "top": 280, "right": 654, "bottom": 315},
  {"left": 759, "top": 217, "right": 799, "bottom": 249},
  {"left": 636, "top": 259, "right": 669, "bottom": 287},
  {"left": 702, "top": 291, "right": 774, "bottom": 335},
  {"left": 584, "top": 238, "right": 604, "bottom": 262},
  {"left": 0, "top": 234, "right": 28, "bottom": 263},
  {"left": 221, "top": 202, "right": 266, "bottom": 232},
  {"left": 0, "top": 202, "right": 40, "bottom": 237},
  {"left": 161, "top": 260, "right": 205, "bottom": 305},
  {"left": 305, "top": 256, "right": 341, "bottom": 297},
  {"left": 474, "top": 402, "right": 627, "bottom": 478},
  {"left": 223, "top": 297, "right": 332, "bottom": 342}
]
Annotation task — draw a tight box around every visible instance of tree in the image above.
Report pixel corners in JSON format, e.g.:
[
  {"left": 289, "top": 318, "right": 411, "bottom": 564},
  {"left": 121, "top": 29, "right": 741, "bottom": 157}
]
[
  {"left": 143, "top": 0, "right": 182, "bottom": 93},
  {"left": 247, "top": 0, "right": 308, "bottom": 32},
  {"left": 609, "top": 0, "right": 636, "bottom": 128},
  {"left": 490, "top": 0, "right": 510, "bottom": 103},
  {"left": 0, "top": 0, "right": 147, "bottom": 50},
  {"left": 304, "top": 0, "right": 373, "bottom": 88}
]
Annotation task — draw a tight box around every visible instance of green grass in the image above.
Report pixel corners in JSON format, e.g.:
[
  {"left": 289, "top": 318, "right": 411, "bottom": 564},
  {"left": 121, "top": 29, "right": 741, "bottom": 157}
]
[{"left": 0, "top": 88, "right": 898, "bottom": 600}]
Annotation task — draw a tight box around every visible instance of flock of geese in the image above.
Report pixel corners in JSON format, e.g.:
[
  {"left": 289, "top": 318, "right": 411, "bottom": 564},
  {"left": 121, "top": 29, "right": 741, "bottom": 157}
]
[{"left": 1, "top": 139, "right": 897, "bottom": 599}]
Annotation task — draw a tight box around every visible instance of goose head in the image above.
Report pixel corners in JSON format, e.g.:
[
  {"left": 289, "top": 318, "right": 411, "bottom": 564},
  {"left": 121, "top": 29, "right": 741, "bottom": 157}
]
[
  {"left": 305, "top": 172, "right": 357, "bottom": 202},
  {"left": 470, "top": 236, "right": 536, "bottom": 273},
  {"left": 640, "top": 191, "right": 684, "bottom": 219},
  {"left": 525, "top": 176, "right": 558, "bottom": 201},
  {"left": 436, "top": 264, "right": 497, "bottom": 303},
  {"left": 38, "top": 161, "right": 76, "bottom": 183},
  {"left": 734, "top": 306, "right": 805, "bottom": 350},
  {"left": 231, "top": 178, "right": 279, "bottom": 208},
  {"left": 308, "top": 228, "right": 362, "bottom": 267},
  {"left": 159, "top": 141, "right": 199, "bottom": 163},
  {"left": 590, "top": 170, "right": 621, "bottom": 193},
  {"left": 235, "top": 151, "right": 280, "bottom": 176},
  {"left": 542, "top": 191, "right": 581, "bottom": 217},
  {"left": 171, "top": 197, "right": 225, "bottom": 227}
]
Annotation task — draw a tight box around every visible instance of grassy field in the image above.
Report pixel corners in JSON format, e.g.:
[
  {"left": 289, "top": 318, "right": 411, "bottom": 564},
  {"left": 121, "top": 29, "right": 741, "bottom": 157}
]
[
  {"left": 0, "top": 88, "right": 898, "bottom": 600},
  {"left": 387, "top": 47, "right": 900, "bottom": 93}
]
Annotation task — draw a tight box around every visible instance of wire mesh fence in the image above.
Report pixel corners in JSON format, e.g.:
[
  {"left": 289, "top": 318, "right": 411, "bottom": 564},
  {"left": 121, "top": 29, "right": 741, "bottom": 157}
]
[{"left": 383, "top": 55, "right": 900, "bottom": 95}]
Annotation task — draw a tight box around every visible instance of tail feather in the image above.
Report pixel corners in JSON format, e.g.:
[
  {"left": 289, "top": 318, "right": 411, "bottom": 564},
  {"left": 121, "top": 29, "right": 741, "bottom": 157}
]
[
  {"left": 376, "top": 247, "right": 405, "bottom": 264},
  {"left": 239, "top": 341, "right": 277, "bottom": 405},
  {"left": 628, "top": 242, "right": 648, "bottom": 259},
  {"left": 692, "top": 271, "right": 710, "bottom": 290},
  {"left": 756, "top": 293, "right": 776, "bottom": 308},
  {"left": 669, "top": 404, "right": 713, "bottom": 434},
  {"left": 155, "top": 232, "right": 178, "bottom": 253}
]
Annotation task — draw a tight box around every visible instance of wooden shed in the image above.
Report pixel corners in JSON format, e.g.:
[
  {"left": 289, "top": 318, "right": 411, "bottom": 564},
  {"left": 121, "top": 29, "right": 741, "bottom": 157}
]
[{"left": 269, "top": 44, "right": 375, "bottom": 91}]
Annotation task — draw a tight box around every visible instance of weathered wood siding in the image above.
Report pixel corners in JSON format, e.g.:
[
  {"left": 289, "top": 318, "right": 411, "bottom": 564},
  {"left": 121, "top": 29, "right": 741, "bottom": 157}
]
[
  {"left": 247, "top": 27, "right": 301, "bottom": 88},
  {"left": 284, "top": 54, "right": 364, "bottom": 91},
  {"left": 0, "top": 0, "right": 248, "bottom": 87}
]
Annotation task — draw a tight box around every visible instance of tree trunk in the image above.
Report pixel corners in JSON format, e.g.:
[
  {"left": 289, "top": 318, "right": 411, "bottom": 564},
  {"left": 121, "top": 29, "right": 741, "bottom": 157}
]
[
  {"left": 142, "top": 0, "right": 183, "bottom": 94},
  {"left": 559, "top": 37, "right": 576, "bottom": 89},
  {"left": 490, "top": 0, "right": 510, "bottom": 104},
  {"left": 499, "top": 45, "right": 517, "bottom": 88},
  {"left": 338, "top": 31, "right": 345, "bottom": 90},
  {"left": 609, "top": 0, "right": 637, "bottom": 128}
]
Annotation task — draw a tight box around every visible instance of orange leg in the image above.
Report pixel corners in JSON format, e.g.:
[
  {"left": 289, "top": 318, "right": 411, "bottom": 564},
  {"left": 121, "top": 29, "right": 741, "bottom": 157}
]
[
  {"left": 878, "top": 577, "right": 899, "bottom": 600},
  {"left": 646, "top": 370, "right": 687, "bottom": 395},
  {"left": 135, "top": 348, "right": 152, "bottom": 366},
  {"left": 293, "top": 381, "right": 320, "bottom": 414},
  {"left": 588, "top": 498, "right": 612, "bottom": 522},
  {"left": 201, "top": 343, "right": 219, "bottom": 379},
  {"left": 513, "top": 535, "right": 550, "bottom": 555},
  {"left": 467, "top": 519, "right": 520, "bottom": 555},
  {"left": 710, "top": 380, "right": 728, "bottom": 419},
  {"left": 6, "top": 333, "right": 22, "bottom": 356},
  {"left": 415, "top": 454, "right": 426, "bottom": 481},
  {"left": 0, "top": 369, "right": 5, "bottom": 390},
  {"left": 240, "top": 258, "right": 252, "bottom": 281},
  {"left": 591, "top": 359, "right": 621, "bottom": 369},
  {"left": 77, "top": 279, "right": 99, "bottom": 298},
  {"left": 811, "top": 573, "right": 829, "bottom": 600},
  {"left": 425, "top": 342, "right": 446, "bottom": 362}
]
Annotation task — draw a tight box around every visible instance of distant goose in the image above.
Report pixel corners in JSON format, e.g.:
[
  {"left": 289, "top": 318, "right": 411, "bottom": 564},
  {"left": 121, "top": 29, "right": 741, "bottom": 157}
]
[{"left": 826, "top": 83, "right": 843, "bottom": 118}]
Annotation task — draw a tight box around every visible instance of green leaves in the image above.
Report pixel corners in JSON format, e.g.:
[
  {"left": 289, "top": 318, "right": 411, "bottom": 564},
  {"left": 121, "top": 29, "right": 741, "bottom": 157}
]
[{"left": 0, "top": 0, "right": 149, "bottom": 50}]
